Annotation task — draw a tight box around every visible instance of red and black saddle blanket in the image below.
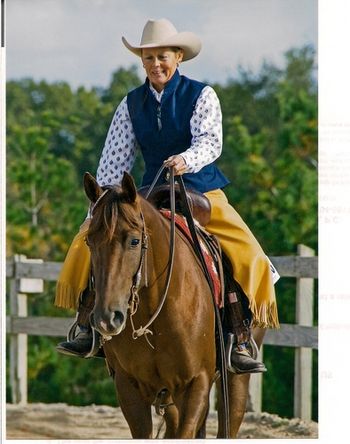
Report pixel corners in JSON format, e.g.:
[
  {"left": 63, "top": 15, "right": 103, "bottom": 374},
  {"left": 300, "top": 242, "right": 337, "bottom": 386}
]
[{"left": 159, "top": 209, "right": 223, "bottom": 308}]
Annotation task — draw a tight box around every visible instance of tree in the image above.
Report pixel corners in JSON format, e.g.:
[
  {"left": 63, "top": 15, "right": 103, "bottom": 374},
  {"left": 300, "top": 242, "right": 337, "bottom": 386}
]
[
  {"left": 216, "top": 45, "right": 317, "bottom": 255},
  {"left": 7, "top": 112, "right": 87, "bottom": 259}
]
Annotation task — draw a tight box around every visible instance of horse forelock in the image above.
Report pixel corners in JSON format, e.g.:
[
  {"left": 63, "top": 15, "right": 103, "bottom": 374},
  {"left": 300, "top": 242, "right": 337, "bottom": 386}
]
[{"left": 88, "top": 186, "right": 142, "bottom": 244}]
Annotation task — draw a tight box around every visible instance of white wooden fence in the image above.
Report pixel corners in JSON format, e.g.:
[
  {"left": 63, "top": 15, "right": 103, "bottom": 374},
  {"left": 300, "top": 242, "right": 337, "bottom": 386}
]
[{"left": 6, "top": 245, "right": 317, "bottom": 419}]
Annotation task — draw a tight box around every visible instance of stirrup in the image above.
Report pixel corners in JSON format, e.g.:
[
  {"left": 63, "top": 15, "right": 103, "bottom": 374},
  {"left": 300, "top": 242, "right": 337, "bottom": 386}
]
[
  {"left": 67, "top": 320, "right": 101, "bottom": 359},
  {"left": 225, "top": 332, "right": 260, "bottom": 371}
]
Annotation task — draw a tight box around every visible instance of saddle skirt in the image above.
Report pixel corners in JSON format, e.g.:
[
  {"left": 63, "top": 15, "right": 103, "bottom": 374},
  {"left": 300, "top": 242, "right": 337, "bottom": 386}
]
[{"left": 159, "top": 209, "right": 223, "bottom": 308}]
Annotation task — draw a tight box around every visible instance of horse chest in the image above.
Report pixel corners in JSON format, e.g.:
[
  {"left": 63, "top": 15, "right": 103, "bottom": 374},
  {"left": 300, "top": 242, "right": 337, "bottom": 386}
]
[{"left": 107, "top": 331, "right": 209, "bottom": 389}]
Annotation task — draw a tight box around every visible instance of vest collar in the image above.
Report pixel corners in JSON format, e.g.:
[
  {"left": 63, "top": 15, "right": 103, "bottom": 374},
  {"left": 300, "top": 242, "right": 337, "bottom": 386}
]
[{"left": 146, "top": 69, "right": 181, "bottom": 103}]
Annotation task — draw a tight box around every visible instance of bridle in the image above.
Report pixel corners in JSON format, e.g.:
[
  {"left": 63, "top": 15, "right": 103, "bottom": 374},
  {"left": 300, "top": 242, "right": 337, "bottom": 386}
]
[{"left": 88, "top": 166, "right": 176, "bottom": 349}]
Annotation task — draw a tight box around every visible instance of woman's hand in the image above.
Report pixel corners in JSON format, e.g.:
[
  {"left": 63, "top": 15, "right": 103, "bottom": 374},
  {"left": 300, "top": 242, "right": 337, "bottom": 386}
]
[{"left": 163, "top": 155, "right": 188, "bottom": 176}]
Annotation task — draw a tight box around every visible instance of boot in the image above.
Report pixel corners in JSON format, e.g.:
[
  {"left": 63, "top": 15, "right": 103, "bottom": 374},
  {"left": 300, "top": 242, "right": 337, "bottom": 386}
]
[
  {"left": 56, "top": 288, "right": 102, "bottom": 358},
  {"left": 56, "top": 325, "right": 95, "bottom": 357},
  {"left": 224, "top": 291, "right": 267, "bottom": 374},
  {"left": 226, "top": 332, "right": 266, "bottom": 374}
]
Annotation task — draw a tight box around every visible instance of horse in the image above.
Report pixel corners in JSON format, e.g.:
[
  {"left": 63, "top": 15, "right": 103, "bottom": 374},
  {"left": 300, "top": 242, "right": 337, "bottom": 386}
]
[{"left": 83, "top": 171, "right": 266, "bottom": 439}]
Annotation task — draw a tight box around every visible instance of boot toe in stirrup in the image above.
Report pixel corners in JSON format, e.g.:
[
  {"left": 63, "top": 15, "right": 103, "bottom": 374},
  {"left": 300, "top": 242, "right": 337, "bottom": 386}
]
[
  {"left": 56, "top": 331, "right": 94, "bottom": 358},
  {"left": 229, "top": 348, "right": 267, "bottom": 374}
]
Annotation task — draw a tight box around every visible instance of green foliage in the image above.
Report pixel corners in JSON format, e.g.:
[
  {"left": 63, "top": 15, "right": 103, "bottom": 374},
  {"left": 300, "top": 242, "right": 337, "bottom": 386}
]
[
  {"left": 27, "top": 336, "right": 116, "bottom": 406},
  {"left": 6, "top": 49, "right": 317, "bottom": 418},
  {"left": 101, "top": 65, "right": 142, "bottom": 105},
  {"left": 216, "top": 45, "right": 317, "bottom": 255},
  {"left": 6, "top": 69, "right": 143, "bottom": 260}
]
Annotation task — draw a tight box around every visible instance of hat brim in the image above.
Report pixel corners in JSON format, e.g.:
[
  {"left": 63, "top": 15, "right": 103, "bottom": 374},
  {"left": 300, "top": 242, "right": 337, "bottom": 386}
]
[{"left": 122, "top": 32, "right": 201, "bottom": 61}]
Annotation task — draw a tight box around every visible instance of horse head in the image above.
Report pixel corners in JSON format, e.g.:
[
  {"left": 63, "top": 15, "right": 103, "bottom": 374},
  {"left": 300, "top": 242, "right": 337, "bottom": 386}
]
[{"left": 84, "top": 172, "right": 145, "bottom": 337}]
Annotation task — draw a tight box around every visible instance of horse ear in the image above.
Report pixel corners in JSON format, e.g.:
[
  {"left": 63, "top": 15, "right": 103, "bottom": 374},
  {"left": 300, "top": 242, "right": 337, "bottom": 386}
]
[
  {"left": 121, "top": 172, "right": 137, "bottom": 203},
  {"left": 84, "top": 172, "right": 103, "bottom": 203}
]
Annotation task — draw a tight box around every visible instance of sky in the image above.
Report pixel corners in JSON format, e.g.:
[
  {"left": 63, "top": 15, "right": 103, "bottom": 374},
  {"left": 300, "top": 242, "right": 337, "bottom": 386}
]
[{"left": 6, "top": 0, "right": 317, "bottom": 89}]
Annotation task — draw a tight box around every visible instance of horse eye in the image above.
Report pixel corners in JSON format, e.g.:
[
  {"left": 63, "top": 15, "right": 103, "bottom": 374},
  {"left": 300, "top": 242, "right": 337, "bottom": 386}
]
[{"left": 130, "top": 238, "right": 140, "bottom": 247}]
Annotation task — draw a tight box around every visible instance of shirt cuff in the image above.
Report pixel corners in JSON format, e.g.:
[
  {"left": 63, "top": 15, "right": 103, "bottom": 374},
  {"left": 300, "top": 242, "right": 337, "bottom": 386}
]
[{"left": 179, "top": 151, "right": 195, "bottom": 173}]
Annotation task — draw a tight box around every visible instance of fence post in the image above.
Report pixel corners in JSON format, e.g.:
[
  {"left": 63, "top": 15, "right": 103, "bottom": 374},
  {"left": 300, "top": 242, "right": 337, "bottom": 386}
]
[
  {"left": 293, "top": 244, "right": 315, "bottom": 420},
  {"left": 9, "top": 254, "right": 43, "bottom": 404},
  {"left": 9, "top": 255, "right": 28, "bottom": 405}
]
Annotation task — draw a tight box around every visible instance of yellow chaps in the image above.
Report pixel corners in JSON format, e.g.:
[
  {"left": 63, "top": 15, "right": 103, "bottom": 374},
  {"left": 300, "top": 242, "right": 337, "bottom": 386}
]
[
  {"left": 204, "top": 189, "right": 279, "bottom": 328},
  {"left": 55, "top": 219, "right": 91, "bottom": 311},
  {"left": 55, "top": 189, "right": 279, "bottom": 328}
]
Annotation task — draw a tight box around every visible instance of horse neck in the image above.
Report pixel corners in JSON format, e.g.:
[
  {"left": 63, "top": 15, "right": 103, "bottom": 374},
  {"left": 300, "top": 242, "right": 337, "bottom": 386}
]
[
  {"left": 139, "top": 197, "right": 173, "bottom": 277},
  {"left": 140, "top": 197, "right": 168, "bottom": 248}
]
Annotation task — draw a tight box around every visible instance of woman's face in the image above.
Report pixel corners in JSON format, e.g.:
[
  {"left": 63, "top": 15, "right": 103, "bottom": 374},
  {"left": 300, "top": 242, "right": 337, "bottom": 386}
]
[{"left": 141, "top": 47, "right": 183, "bottom": 92}]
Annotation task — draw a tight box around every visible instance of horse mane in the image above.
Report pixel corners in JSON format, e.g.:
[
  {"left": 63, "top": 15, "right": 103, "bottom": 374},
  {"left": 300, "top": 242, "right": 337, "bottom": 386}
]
[{"left": 88, "top": 186, "right": 142, "bottom": 244}]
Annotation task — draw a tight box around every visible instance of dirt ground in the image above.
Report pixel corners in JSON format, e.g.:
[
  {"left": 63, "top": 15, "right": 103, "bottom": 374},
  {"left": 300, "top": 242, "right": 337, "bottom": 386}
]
[{"left": 6, "top": 403, "right": 318, "bottom": 440}]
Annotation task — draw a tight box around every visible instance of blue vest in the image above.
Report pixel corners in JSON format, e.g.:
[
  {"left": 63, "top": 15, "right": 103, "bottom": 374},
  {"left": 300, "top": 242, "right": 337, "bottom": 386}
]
[{"left": 127, "top": 70, "right": 229, "bottom": 193}]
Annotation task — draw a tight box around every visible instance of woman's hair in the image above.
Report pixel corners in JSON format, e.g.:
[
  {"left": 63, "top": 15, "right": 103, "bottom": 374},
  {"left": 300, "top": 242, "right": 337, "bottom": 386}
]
[{"left": 170, "top": 47, "right": 182, "bottom": 53}]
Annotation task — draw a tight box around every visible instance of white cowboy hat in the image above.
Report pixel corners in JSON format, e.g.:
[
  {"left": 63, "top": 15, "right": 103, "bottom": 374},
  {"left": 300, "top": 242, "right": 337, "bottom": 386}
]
[{"left": 122, "top": 18, "right": 201, "bottom": 61}]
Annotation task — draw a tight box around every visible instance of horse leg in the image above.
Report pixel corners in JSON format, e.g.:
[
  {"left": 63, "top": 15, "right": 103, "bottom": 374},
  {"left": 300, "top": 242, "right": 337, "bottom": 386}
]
[
  {"left": 217, "top": 327, "right": 266, "bottom": 438},
  {"left": 174, "top": 372, "right": 211, "bottom": 439},
  {"left": 195, "top": 405, "right": 209, "bottom": 438},
  {"left": 217, "top": 372, "right": 250, "bottom": 438},
  {"left": 163, "top": 404, "right": 179, "bottom": 438},
  {"left": 113, "top": 370, "right": 153, "bottom": 439},
  {"left": 156, "top": 392, "right": 179, "bottom": 438}
]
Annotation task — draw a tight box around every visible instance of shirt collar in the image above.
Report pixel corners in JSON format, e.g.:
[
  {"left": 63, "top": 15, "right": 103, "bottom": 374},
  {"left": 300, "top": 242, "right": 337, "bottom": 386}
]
[{"left": 149, "top": 83, "right": 164, "bottom": 102}]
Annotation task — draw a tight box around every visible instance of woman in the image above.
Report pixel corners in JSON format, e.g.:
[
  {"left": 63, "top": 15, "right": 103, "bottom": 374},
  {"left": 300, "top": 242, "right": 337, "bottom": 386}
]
[{"left": 56, "top": 18, "right": 279, "bottom": 374}]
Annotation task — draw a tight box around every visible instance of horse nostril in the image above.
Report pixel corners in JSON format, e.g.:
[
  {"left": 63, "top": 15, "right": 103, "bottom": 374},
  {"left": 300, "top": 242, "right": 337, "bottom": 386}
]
[{"left": 113, "top": 310, "right": 125, "bottom": 327}]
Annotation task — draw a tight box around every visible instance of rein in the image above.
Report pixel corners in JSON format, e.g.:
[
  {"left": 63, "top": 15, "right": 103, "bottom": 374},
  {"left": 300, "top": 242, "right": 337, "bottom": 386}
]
[
  {"left": 128, "top": 165, "right": 176, "bottom": 348},
  {"left": 177, "top": 176, "right": 230, "bottom": 438}
]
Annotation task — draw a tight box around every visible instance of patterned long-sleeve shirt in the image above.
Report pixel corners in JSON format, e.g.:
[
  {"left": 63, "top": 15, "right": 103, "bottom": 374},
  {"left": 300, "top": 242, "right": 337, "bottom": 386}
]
[{"left": 96, "top": 84, "right": 223, "bottom": 186}]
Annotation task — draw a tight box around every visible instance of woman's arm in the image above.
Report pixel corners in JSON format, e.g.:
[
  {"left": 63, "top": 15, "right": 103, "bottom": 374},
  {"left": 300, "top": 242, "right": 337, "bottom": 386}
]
[
  {"left": 96, "top": 97, "right": 138, "bottom": 187},
  {"left": 180, "top": 86, "right": 223, "bottom": 173}
]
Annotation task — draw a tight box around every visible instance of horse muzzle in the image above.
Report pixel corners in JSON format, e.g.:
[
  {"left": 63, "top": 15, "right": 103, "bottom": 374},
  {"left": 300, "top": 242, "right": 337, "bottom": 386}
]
[{"left": 90, "top": 308, "right": 127, "bottom": 336}]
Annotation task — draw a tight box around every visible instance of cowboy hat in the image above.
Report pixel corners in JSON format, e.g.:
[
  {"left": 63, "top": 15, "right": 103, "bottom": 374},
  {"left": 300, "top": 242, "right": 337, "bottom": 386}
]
[{"left": 122, "top": 18, "right": 201, "bottom": 61}]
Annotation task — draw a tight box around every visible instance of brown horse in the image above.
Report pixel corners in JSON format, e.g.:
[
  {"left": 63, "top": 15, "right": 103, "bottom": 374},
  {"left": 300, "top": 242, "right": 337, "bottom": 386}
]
[{"left": 83, "top": 171, "right": 265, "bottom": 439}]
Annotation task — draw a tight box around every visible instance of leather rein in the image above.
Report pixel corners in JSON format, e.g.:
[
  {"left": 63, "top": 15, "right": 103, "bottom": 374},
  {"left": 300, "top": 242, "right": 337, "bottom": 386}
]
[{"left": 127, "top": 165, "right": 177, "bottom": 348}]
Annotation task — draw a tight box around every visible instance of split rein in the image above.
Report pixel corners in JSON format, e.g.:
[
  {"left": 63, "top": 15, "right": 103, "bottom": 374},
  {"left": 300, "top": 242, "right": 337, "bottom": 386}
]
[{"left": 128, "top": 165, "right": 177, "bottom": 348}]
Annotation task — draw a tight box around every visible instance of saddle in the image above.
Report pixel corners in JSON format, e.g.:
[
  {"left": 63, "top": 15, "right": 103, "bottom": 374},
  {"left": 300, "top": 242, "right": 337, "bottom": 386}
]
[{"left": 138, "top": 184, "right": 212, "bottom": 227}]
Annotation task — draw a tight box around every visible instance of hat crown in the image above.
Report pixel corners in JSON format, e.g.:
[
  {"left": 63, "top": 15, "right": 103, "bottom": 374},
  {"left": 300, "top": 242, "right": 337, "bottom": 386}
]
[
  {"left": 140, "top": 18, "right": 178, "bottom": 45},
  {"left": 122, "top": 18, "right": 201, "bottom": 62}
]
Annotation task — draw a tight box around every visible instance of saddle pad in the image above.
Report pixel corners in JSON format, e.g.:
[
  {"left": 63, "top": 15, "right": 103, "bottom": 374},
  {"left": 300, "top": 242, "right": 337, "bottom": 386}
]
[{"left": 160, "top": 209, "right": 223, "bottom": 308}]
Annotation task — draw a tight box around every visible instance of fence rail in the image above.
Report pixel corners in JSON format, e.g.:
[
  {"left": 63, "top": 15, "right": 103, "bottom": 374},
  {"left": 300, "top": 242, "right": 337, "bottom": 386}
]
[
  {"left": 6, "top": 246, "right": 318, "bottom": 420},
  {"left": 6, "top": 256, "right": 318, "bottom": 280},
  {"left": 6, "top": 315, "right": 318, "bottom": 349}
]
